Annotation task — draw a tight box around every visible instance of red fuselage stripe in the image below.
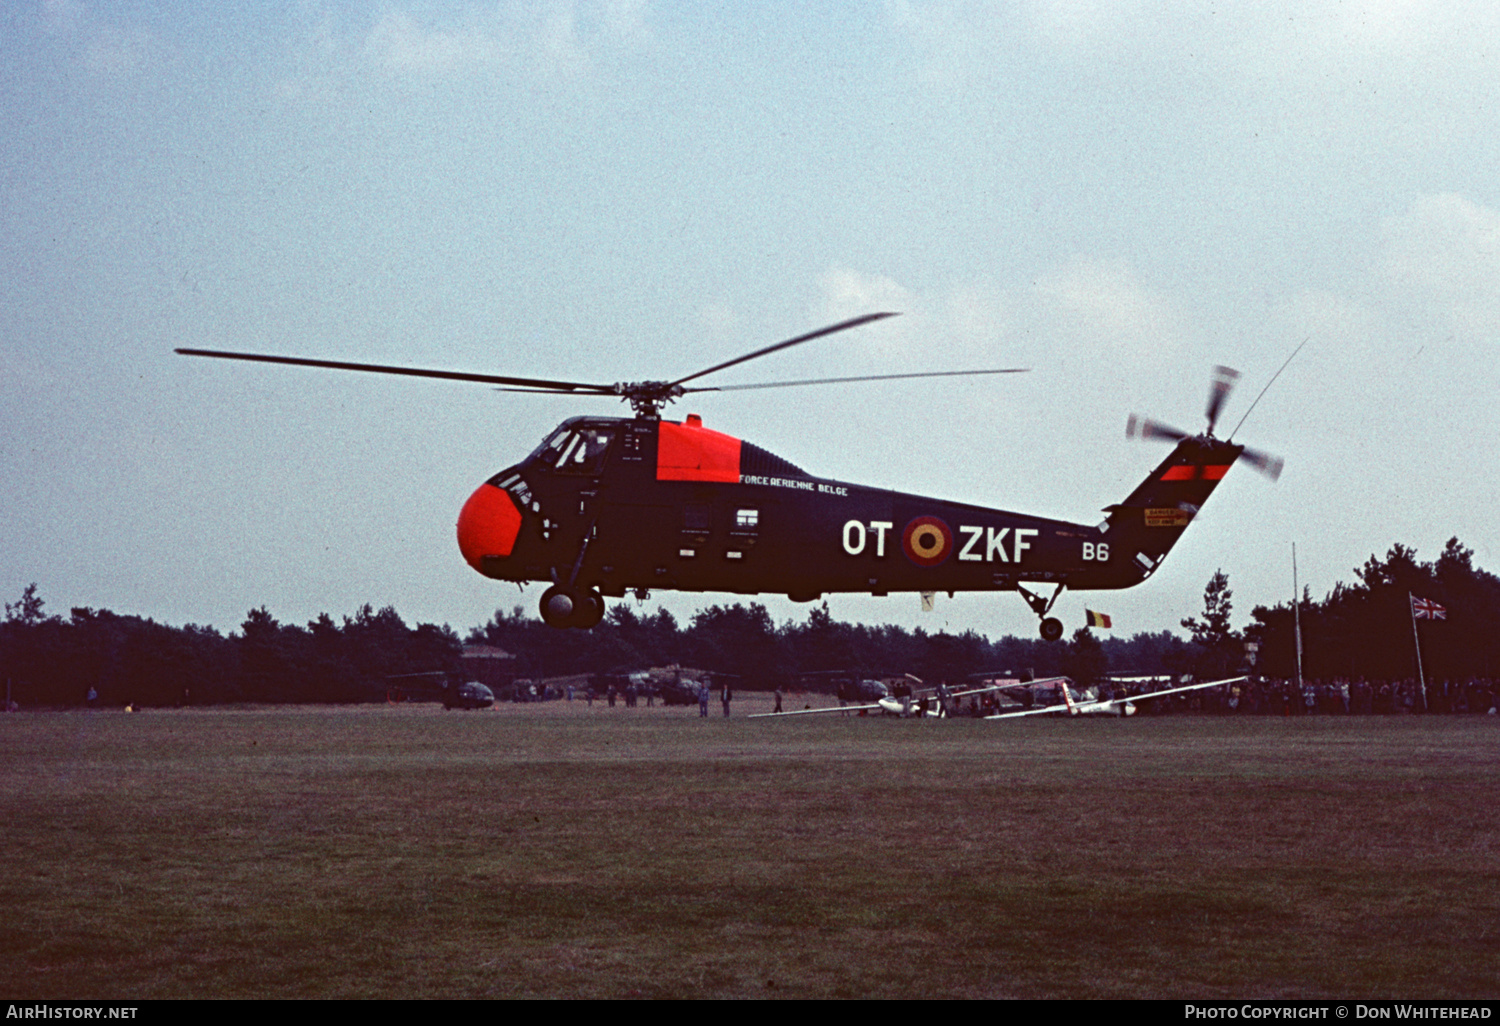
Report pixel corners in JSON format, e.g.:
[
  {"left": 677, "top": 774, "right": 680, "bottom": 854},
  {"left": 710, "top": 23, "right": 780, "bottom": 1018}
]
[{"left": 1161, "top": 464, "right": 1232, "bottom": 481}]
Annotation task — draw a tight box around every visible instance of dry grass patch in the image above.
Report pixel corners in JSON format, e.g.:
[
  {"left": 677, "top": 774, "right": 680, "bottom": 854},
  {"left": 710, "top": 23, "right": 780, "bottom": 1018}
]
[{"left": 2, "top": 707, "right": 1496, "bottom": 998}]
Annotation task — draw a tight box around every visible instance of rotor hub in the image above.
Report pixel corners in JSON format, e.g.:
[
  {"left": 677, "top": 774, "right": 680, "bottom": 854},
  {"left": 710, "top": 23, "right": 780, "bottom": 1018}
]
[{"left": 615, "top": 380, "right": 685, "bottom": 418}]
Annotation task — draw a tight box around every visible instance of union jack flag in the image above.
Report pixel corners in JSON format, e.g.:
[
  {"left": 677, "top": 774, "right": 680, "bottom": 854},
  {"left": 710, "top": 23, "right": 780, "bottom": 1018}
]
[{"left": 1411, "top": 596, "right": 1447, "bottom": 620}]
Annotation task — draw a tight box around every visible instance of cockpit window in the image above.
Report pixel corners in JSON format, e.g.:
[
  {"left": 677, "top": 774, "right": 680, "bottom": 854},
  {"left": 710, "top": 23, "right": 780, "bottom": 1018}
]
[
  {"left": 532, "top": 425, "right": 615, "bottom": 475},
  {"left": 534, "top": 427, "right": 572, "bottom": 463}
]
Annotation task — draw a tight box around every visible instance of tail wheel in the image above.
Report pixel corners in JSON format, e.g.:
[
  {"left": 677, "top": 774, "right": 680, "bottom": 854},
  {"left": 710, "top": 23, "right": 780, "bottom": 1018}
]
[
  {"left": 1039, "top": 617, "right": 1064, "bottom": 642},
  {"left": 540, "top": 586, "right": 576, "bottom": 629}
]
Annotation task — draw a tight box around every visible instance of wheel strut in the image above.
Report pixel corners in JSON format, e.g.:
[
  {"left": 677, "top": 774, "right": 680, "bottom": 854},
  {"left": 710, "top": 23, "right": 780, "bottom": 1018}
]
[{"left": 1017, "top": 583, "right": 1067, "bottom": 642}]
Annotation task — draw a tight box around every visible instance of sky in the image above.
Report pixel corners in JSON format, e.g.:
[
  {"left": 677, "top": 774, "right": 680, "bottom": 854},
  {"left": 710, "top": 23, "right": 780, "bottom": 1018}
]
[{"left": 4, "top": 1, "right": 1499, "bottom": 644}]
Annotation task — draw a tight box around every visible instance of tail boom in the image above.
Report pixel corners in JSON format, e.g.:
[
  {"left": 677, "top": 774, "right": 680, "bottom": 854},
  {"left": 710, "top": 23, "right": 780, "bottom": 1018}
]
[{"left": 1073, "top": 436, "right": 1243, "bottom": 590}]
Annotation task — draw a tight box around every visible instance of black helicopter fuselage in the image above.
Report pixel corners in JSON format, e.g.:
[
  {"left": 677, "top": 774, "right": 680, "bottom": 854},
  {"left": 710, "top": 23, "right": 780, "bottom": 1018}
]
[
  {"left": 455, "top": 412, "right": 1245, "bottom": 618},
  {"left": 178, "top": 313, "right": 1269, "bottom": 639}
]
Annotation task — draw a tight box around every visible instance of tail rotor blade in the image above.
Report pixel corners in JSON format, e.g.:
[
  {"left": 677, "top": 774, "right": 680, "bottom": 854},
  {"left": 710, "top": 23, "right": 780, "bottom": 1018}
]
[
  {"left": 1132, "top": 364, "right": 1282, "bottom": 481},
  {"left": 1239, "top": 446, "right": 1284, "bottom": 481},
  {"left": 1127, "top": 414, "right": 1189, "bottom": 443},
  {"left": 1206, "top": 365, "right": 1240, "bottom": 435}
]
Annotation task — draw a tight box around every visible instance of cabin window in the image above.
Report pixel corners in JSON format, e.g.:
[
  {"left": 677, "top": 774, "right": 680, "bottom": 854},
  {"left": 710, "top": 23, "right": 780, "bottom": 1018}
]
[
  {"left": 682, "top": 503, "right": 712, "bottom": 535},
  {"left": 730, "top": 508, "right": 759, "bottom": 549}
]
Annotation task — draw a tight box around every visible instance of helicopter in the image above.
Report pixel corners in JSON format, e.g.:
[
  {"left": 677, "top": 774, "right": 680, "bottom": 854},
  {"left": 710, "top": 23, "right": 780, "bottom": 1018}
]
[{"left": 177, "top": 313, "right": 1281, "bottom": 641}]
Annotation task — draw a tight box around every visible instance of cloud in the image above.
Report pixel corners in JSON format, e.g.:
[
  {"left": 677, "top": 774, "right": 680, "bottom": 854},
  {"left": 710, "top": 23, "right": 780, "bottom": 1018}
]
[
  {"left": 816, "top": 260, "right": 1188, "bottom": 367},
  {"left": 364, "top": 10, "right": 507, "bottom": 75},
  {"left": 887, "top": 0, "right": 1500, "bottom": 88},
  {"left": 1382, "top": 193, "right": 1500, "bottom": 340},
  {"left": 887, "top": 0, "right": 1186, "bottom": 73},
  {"left": 1022, "top": 0, "right": 1151, "bottom": 50},
  {"left": 1318, "top": 0, "right": 1493, "bottom": 51},
  {"left": 811, "top": 266, "right": 1020, "bottom": 370},
  {"left": 1025, "top": 257, "right": 1180, "bottom": 356},
  {"left": 82, "top": 28, "right": 156, "bottom": 76},
  {"left": 1274, "top": 289, "right": 1385, "bottom": 354},
  {"left": 358, "top": 1, "right": 650, "bottom": 79},
  {"left": 41, "top": 0, "right": 85, "bottom": 35},
  {"left": 813, "top": 266, "right": 919, "bottom": 361},
  {"left": 36, "top": 0, "right": 160, "bottom": 77},
  {"left": 817, "top": 266, "right": 915, "bottom": 322},
  {"left": 695, "top": 301, "right": 740, "bottom": 338},
  {"left": 939, "top": 284, "right": 1009, "bottom": 356},
  {"left": 600, "top": 0, "right": 650, "bottom": 40}
]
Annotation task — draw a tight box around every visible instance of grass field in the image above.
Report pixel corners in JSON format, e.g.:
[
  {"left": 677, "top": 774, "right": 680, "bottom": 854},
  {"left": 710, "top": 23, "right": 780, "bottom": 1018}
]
[{"left": 2, "top": 698, "right": 1497, "bottom": 999}]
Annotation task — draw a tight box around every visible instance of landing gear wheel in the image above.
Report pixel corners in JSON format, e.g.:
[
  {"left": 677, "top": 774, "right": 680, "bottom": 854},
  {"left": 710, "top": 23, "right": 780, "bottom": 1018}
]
[
  {"left": 1018, "top": 584, "right": 1067, "bottom": 643},
  {"left": 540, "top": 586, "right": 577, "bottom": 629},
  {"left": 574, "top": 590, "right": 605, "bottom": 629}
]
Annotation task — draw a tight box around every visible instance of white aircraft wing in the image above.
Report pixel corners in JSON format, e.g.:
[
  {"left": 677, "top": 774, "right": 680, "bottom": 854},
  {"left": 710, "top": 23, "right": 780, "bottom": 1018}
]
[
  {"left": 985, "top": 677, "right": 1246, "bottom": 720},
  {"left": 945, "top": 683, "right": 1014, "bottom": 699},
  {"left": 748, "top": 702, "right": 883, "bottom": 719},
  {"left": 1111, "top": 676, "right": 1246, "bottom": 705},
  {"left": 984, "top": 702, "right": 1080, "bottom": 720}
]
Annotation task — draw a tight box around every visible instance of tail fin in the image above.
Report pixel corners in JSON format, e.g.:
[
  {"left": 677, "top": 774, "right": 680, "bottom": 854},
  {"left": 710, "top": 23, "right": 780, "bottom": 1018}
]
[{"left": 1095, "top": 436, "right": 1244, "bottom": 586}]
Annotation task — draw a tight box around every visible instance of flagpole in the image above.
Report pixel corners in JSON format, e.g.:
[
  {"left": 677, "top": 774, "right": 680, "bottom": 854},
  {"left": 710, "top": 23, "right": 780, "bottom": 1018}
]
[
  {"left": 1409, "top": 591, "right": 1428, "bottom": 711},
  {"left": 1292, "top": 544, "right": 1303, "bottom": 693}
]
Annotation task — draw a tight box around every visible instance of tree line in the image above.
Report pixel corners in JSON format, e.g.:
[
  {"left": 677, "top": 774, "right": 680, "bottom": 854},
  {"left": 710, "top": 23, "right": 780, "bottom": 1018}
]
[
  {"left": 0, "top": 597, "right": 462, "bottom": 708},
  {"left": 1245, "top": 537, "right": 1500, "bottom": 682},
  {"left": 3, "top": 535, "right": 1495, "bottom": 707}
]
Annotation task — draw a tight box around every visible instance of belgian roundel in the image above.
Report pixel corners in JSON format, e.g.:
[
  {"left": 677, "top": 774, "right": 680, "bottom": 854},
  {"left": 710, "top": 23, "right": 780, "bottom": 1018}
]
[{"left": 902, "top": 516, "right": 953, "bottom": 567}]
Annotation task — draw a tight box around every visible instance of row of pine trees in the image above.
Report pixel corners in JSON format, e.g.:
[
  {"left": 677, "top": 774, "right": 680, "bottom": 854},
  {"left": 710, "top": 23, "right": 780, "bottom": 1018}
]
[{"left": 3, "top": 537, "right": 1495, "bottom": 707}]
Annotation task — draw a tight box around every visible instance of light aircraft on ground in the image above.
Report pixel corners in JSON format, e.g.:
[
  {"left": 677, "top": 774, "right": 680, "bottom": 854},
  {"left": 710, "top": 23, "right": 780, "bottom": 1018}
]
[
  {"left": 983, "top": 676, "right": 1247, "bottom": 719},
  {"left": 751, "top": 675, "right": 1010, "bottom": 719},
  {"left": 752, "top": 675, "right": 1247, "bottom": 719},
  {"left": 177, "top": 315, "right": 1280, "bottom": 640}
]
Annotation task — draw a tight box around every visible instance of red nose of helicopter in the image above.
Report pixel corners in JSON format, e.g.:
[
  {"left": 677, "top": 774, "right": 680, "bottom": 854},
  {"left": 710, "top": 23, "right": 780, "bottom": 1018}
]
[{"left": 456, "top": 482, "right": 523, "bottom": 572}]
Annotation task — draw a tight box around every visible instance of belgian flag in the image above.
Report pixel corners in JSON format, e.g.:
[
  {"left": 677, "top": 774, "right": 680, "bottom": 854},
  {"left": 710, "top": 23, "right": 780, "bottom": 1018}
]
[{"left": 1086, "top": 609, "right": 1112, "bottom": 629}]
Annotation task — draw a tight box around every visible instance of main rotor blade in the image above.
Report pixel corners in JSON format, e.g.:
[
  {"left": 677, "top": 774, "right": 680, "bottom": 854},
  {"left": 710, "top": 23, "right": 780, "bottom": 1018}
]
[
  {"left": 1126, "top": 414, "right": 1190, "bottom": 442},
  {"left": 669, "top": 312, "right": 899, "bottom": 389},
  {"left": 175, "top": 348, "right": 617, "bottom": 394},
  {"left": 685, "top": 367, "right": 1028, "bottom": 393},
  {"left": 1206, "top": 365, "right": 1240, "bottom": 434}
]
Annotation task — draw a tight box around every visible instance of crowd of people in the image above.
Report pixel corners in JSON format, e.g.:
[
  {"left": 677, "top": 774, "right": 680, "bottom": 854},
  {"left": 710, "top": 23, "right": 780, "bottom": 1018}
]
[{"left": 1114, "top": 676, "right": 1500, "bottom": 716}]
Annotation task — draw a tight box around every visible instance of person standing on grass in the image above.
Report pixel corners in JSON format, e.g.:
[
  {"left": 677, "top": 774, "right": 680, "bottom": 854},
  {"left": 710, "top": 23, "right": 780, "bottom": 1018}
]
[
  {"left": 720, "top": 681, "right": 733, "bottom": 717},
  {"left": 698, "top": 682, "right": 710, "bottom": 718}
]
